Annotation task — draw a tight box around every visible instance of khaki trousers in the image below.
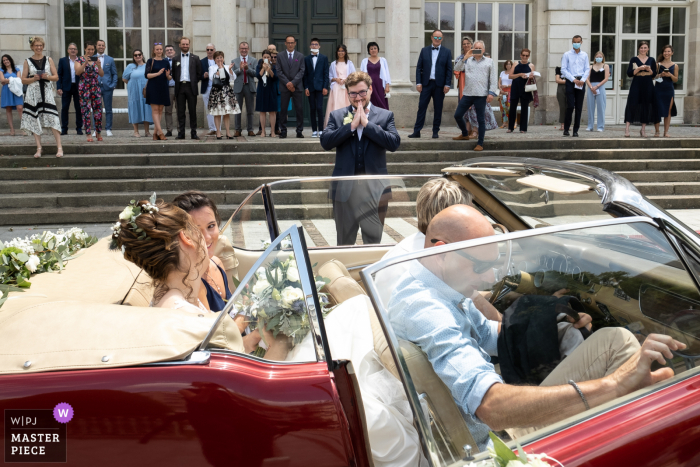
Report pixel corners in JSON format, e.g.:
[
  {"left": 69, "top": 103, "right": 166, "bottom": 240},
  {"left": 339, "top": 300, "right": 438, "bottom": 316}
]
[{"left": 508, "top": 327, "right": 640, "bottom": 439}]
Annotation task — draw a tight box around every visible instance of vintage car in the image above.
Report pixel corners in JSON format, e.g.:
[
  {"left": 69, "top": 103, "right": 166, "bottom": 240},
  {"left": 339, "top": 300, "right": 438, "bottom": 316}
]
[{"left": 2, "top": 157, "right": 700, "bottom": 466}]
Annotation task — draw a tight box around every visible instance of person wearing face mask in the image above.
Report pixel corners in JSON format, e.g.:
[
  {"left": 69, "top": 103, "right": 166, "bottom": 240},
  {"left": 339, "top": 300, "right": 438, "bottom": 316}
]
[
  {"left": 304, "top": 38, "right": 330, "bottom": 137},
  {"left": 585, "top": 51, "right": 609, "bottom": 132},
  {"left": 560, "top": 35, "right": 589, "bottom": 137},
  {"left": 320, "top": 71, "right": 401, "bottom": 245}
]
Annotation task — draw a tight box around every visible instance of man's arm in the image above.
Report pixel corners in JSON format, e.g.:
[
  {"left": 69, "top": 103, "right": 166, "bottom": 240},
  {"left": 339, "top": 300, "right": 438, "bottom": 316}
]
[
  {"left": 320, "top": 112, "right": 353, "bottom": 150},
  {"left": 291, "top": 55, "right": 305, "bottom": 88},
  {"left": 195, "top": 57, "right": 203, "bottom": 81},
  {"left": 246, "top": 59, "right": 257, "bottom": 79},
  {"left": 323, "top": 57, "right": 331, "bottom": 90},
  {"left": 560, "top": 53, "right": 573, "bottom": 82},
  {"left": 444, "top": 50, "right": 453, "bottom": 89},
  {"left": 276, "top": 59, "right": 289, "bottom": 86},
  {"left": 454, "top": 55, "right": 465, "bottom": 72},
  {"left": 108, "top": 58, "right": 118, "bottom": 89},
  {"left": 231, "top": 59, "right": 242, "bottom": 75},
  {"left": 361, "top": 111, "right": 401, "bottom": 152},
  {"left": 488, "top": 59, "right": 499, "bottom": 96},
  {"left": 415, "top": 49, "right": 423, "bottom": 85},
  {"left": 303, "top": 57, "right": 310, "bottom": 90},
  {"left": 57, "top": 58, "right": 64, "bottom": 84},
  {"left": 581, "top": 53, "right": 591, "bottom": 82}
]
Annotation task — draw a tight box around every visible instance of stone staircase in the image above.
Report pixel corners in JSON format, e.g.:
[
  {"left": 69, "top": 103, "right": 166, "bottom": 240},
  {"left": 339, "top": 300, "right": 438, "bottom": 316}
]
[{"left": 2, "top": 138, "right": 700, "bottom": 225}]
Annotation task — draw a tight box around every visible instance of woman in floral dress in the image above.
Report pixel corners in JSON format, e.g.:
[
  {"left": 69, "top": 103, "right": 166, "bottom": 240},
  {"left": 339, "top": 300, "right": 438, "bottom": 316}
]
[
  {"left": 20, "top": 36, "right": 63, "bottom": 158},
  {"left": 75, "top": 42, "right": 104, "bottom": 142}
]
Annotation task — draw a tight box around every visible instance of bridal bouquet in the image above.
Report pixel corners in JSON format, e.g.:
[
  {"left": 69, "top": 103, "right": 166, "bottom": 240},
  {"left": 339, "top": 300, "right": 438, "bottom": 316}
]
[
  {"left": 0, "top": 228, "right": 98, "bottom": 308},
  {"left": 462, "top": 433, "right": 563, "bottom": 467},
  {"left": 231, "top": 252, "right": 333, "bottom": 355}
]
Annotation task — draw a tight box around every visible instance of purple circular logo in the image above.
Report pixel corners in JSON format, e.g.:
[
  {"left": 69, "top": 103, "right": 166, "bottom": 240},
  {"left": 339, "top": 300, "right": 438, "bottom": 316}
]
[{"left": 53, "top": 402, "right": 73, "bottom": 423}]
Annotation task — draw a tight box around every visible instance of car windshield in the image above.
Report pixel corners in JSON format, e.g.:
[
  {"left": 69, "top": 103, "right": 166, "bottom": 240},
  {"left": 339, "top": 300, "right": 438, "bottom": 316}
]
[
  {"left": 268, "top": 176, "right": 435, "bottom": 248},
  {"left": 366, "top": 219, "right": 700, "bottom": 465},
  {"left": 466, "top": 168, "right": 610, "bottom": 228}
]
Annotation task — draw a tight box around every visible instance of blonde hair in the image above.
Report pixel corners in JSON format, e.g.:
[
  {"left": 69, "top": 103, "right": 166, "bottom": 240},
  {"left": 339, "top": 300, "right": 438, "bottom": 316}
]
[
  {"left": 29, "top": 36, "right": 45, "bottom": 48},
  {"left": 345, "top": 71, "right": 372, "bottom": 89},
  {"left": 416, "top": 178, "right": 473, "bottom": 234}
]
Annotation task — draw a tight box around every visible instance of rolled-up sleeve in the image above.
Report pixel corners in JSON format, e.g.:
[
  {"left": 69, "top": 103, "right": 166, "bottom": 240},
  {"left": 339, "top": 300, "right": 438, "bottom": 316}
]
[{"left": 396, "top": 294, "right": 503, "bottom": 417}]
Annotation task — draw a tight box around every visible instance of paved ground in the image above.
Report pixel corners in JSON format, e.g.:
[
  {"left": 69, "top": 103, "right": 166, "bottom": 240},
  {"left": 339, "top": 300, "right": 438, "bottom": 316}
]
[
  {"left": 3, "top": 208, "right": 700, "bottom": 244},
  {"left": 0, "top": 123, "right": 698, "bottom": 148}
]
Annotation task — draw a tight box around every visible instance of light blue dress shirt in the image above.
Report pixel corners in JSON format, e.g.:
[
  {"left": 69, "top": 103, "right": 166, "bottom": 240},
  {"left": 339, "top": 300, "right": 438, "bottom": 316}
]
[
  {"left": 430, "top": 45, "right": 440, "bottom": 81},
  {"left": 388, "top": 261, "right": 502, "bottom": 451},
  {"left": 561, "top": 49, "right": 590, "bottom": 83}
]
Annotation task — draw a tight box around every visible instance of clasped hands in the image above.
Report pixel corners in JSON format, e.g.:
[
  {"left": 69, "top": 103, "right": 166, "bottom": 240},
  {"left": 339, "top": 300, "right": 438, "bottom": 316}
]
[{"left": 350, "top": 101, "right": 368, "bottom": 131}]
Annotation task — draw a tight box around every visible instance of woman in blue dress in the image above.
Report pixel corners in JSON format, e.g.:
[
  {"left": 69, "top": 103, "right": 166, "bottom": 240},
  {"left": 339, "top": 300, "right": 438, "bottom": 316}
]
[
  {"left": 255, "top": 49, "right": 278, "bottom": 137},
  {"left": 1, "top": 54, "right": 24, "bottom": 136},
  {"left": 145, "top": 44, "right": 171, "bottom": 141},
  {"left": 122, "top": 49, "right": 152, "bottom": 137},
  {"left": 655, "top": 44, "right": 678, "bottom": 138}
]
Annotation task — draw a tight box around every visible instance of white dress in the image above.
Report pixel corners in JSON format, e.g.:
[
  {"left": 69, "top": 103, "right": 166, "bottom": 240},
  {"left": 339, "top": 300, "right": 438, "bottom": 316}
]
[
  {"left": 20, "top": 57, "right": 61, "bottom": 135},
  {"left": 150, "top": 297, "right": 212, "bottom": 314}
]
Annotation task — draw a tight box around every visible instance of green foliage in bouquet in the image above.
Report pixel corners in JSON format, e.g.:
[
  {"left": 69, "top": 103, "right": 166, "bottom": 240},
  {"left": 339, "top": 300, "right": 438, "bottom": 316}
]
[{"left": 0, "top": 228, "right": 99, "bottom": 308}]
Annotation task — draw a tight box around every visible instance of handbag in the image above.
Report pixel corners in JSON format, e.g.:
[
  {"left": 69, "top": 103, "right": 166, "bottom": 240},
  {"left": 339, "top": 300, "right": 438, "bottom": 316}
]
[
  {"left": 212, "top": 68, "right": 223, "bottom": 89},
  {"left": 525, "top": 76, "right": 537, "bottom": 93},
  {"left": 142, "top": 59, "right": 152, "bottom": 99}
]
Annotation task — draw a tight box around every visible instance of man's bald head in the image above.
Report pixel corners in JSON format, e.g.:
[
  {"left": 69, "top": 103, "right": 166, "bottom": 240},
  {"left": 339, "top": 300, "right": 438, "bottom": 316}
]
[{"left": 424, "top": 205, "right": 494, "bottom": 248}]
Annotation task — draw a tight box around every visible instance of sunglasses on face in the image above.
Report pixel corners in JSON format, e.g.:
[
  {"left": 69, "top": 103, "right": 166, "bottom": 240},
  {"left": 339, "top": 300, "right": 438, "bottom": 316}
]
[
  {"left": 433, "top": 36, "right": 443, "bottom": 40},
  {"left": 521, "top": 54, "right": 530, "bottom": 57},
  {"left": 134, "top": 54, "right": 142, "bottom": 57},
  {"left": 154, "top": 42, "right": 162, "bottom": 45},
  {"left": 348, "top": 90, "right": 368, "bottom": 98},
  {"left": 430, "top": 239, "right": 501, "bottom": 274},
  {"left": 206, "top": 48, "right": 214, "bottom": 51}
]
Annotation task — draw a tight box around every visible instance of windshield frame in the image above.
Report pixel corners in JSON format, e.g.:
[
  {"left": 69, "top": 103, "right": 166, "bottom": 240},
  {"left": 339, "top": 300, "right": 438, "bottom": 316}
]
[{"left": 360, "top": 216, "right": 661, "bottom": 466}]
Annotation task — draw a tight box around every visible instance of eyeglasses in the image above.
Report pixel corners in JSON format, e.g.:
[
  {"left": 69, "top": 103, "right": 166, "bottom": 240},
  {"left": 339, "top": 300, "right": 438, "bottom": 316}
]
[
  {"left": 206, "top": 48, "right": 214, "bottom": 51},
  {"left": 430, "top": 239, "right": 501, "bottom": 274},
  {"left": 133, "top": 54, "right": 142, "bottom": 57},
  {"left": 521, "top": 54, "right": 530, "bottom": 58},
  {"left": 433, "top": 36, "right": 443, "bottom": 40},
  {"left": 348, "top": 90, "right": 368, "bottom": 98}
]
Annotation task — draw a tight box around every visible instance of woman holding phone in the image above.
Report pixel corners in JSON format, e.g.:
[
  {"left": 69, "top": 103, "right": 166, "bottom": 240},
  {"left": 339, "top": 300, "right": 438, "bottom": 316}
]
[
  {"left": 74, "top": 41, "right": 104, "bottom": 142},
  {"left": 623, "top": 41, "right": 658, "bottom": 137},
  {"left": 507, "top": 48, "right": 536, "bottom": 133},
  {"left": 20, "top": 36, "right": 63, "bottom": 158},
  {"left": 207, "top": 51, "right": 239, "bottom": 139},
  {"left": 256, "top": 49, "right": 278, "bottom": 137},
  {"left": 655, "top": 45, "right": 678, "bottom": 137}
]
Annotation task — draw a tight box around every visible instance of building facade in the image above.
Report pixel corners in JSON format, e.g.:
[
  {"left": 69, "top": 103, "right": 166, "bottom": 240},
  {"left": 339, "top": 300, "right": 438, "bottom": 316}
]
[{"left": 2, "top": 0, "right": 698, "bottom": 126}]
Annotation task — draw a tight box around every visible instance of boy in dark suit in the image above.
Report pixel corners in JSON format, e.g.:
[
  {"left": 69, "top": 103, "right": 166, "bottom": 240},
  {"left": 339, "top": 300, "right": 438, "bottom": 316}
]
[
  {"left": 409, "top": 29, "right": 453, "bottom": 139},
  {"left": 321, "top": 71, "right": 401, "bottom": 245},
  {"left": 303, "top": 38, "right": 330, "bottom": 137}
]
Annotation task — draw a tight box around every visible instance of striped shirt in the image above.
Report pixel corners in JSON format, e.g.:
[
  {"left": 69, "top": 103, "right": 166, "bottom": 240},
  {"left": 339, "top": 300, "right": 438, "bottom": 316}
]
[{"left": 454, "top": 55, "right": 498, "bottom": 97}]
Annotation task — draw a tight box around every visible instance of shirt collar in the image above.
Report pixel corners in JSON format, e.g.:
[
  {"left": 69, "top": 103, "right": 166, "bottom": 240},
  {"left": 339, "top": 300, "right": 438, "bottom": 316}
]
[{"left": 408, "top": 261, "right": 466, "bottom": 307}]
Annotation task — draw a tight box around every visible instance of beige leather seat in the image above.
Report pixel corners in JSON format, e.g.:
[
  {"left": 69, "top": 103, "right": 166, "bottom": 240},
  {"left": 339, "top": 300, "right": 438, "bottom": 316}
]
[{"left": 316, "top": 259, "right": 480, "bottom": 458}]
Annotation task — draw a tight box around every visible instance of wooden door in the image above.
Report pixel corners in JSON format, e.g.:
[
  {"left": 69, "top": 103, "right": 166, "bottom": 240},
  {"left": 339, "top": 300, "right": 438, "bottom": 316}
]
[{"left": 269, "top": 0, "right": 343, "bottom": 127}]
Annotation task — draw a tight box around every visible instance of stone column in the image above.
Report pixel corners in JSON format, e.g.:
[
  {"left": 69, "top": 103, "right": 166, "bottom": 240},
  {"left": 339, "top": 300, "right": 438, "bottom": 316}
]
[
  {"left": 211, "top": 0, "right": 237, "bottom": 58},
  {"left": 384, "top": 0, "right": 412, "bottom": 92},
  {"left": 684, "top": 0, "right": 699, "bottom": 123}
]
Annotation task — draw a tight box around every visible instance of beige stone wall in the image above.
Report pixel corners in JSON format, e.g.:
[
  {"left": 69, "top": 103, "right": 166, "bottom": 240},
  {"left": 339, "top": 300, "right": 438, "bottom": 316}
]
[
  {"left": 685, "top": 0, "right": 699, "bottom": 123},
  {"left": 0, "top": 0, "right": 62, "bottom": 64}
]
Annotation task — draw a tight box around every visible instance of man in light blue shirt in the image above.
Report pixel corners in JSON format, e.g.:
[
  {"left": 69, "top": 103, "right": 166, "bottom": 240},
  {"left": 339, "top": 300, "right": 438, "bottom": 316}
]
[
  {"left": 560, "top": 35, "right": 590, "bottom": 136},
  {"left": 388, "top": 204, "right": 685, "bottom": 452}
]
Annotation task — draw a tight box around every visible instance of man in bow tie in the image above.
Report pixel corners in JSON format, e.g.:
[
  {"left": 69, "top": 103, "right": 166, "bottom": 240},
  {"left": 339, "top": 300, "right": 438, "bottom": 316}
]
[
  {"left": 173, "top": 36, "right": 203, "bottom": 139},
  {"left": 321, "top": 71, "right": 401, "bottom": 245},
  {"left": 409, "top": 29, "right": 453, "bottom": 139}
]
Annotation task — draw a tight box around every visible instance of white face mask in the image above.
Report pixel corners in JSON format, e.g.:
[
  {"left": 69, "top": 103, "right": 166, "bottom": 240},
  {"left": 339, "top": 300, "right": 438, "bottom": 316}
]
[{"left": 310, "top": 48, "right": 320, "bottom": 54}]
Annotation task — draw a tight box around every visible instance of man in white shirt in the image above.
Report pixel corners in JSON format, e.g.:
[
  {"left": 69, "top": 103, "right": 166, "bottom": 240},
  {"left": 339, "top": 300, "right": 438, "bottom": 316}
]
[
  {"left": 163, "top": 45, "right": 177, "bottom": 136},
  {"left": 200, "top": 43, "right": 218, "bottom": 136},
  {"left": 173, "top": 36, "right": 202, "bottom": 140},
  {"left": 57, "top": 43, "right": 83, "bottom": 135},
  {"left": 560, "top": 35, "right": 590, "bottom": 137}
]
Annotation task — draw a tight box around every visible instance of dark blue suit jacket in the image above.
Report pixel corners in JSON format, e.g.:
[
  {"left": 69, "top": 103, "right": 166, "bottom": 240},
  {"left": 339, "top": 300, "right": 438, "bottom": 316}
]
[
  {"left": 415, "top": 45, "right": 453, "bottom": 88},
  {"left": 200, "top": 57, "right": 211, "bottom": 94},
  {"left": 303, "top": 54, "right": 330, "bottom": 92},
  {"left": 57, "top": 56, "right": 77, "bottom": 92}
]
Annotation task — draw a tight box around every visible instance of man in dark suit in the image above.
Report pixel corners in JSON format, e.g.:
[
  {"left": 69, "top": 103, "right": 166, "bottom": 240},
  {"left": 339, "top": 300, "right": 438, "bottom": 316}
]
[
  {"left": 56, "top": 43, "right": 83, "bottom": 135},
  {"left": 303, "top": 38, "right": 330, "bottom": 138},
  {"left": 409, "top": 29, "right": 453, "bottom": 139},
  {"left": 276, "top": 34, "right": 305, "bottom": 138},
  {"left": 172, "top": 36, "right": 202, "bottom": 139},
  {"left": 321, "top": 71, "right": 401, "bottom": 245}
]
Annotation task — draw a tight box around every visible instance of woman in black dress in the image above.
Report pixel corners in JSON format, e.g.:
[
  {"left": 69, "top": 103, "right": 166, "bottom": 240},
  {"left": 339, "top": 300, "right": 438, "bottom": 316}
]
[
  {"left": 507, "top": 48, "right": 536, "bottom": 133},
  {"left": 623, "top": 41, "right": 658, "bottom": 137},
  {"left": 655, "top": 44, "right": 678, "bottom": 137},
  {"left": 555, "top": 66, "right": 567, "bottom": 130},
  {"left": 255, "top": 49, "right": 279, "bottom": 137},
  {"left": 145, "top": 43, "right": 171, "bottom": 140}
]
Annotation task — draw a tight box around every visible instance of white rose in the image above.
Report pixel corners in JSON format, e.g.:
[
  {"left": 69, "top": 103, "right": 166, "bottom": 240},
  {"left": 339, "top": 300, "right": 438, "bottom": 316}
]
[
  {"left": 288, "top": 259, "right": 297, "bottom": 268},
  {"left": 527, "top": 457, "right": 552, "bottom": 467},
  {"left": 280, "top": 286, "right": 304, "bottom": 307},
  {"left": 256, "top": 267, "right": 267, "bottom": 279},
  {"left": 286, "top": 266, "right": 300, "bottom": 282},
  {"left": 506, "top": 461, "right": 526, "bottom": 467},
  {"left": 25, "top": 255, "right": 41, "bottom": 273},
  {"left": 253, "top": 279, "right": 271, "bottom": 295},
  {"left": 270, "top": 267, "right": 283, "bottom": 282}
]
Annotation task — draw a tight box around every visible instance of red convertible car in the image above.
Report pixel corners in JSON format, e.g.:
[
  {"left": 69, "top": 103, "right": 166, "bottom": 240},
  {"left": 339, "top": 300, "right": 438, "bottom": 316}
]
[{"left": 2, "top": 157, "right": 700, "bottom": 466}]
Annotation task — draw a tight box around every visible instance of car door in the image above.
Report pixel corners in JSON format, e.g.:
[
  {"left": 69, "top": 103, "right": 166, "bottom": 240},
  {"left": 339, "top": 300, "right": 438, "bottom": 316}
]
[{"left": 361, "top": 216, "right": 700, "bottom": 467}]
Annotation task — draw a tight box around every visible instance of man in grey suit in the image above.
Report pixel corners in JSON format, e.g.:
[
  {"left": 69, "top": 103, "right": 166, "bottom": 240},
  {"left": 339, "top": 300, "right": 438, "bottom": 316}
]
[
  {"left": 230, "top": 41, "right": 258, "bottom": 137},
  {"left": 321, "top": 71, "right": 401, "bottom": 245},
  {"left": 276, "top": 34, "right": 305, "bottom": 138}
]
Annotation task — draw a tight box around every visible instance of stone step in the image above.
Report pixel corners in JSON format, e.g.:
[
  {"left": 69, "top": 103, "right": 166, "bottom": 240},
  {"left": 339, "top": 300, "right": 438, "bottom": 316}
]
[
  {"left": 634, "top": 182, "right": 700, "bottom": 196},
  {"left": 572, "top": 159, "right": 700, "bottom": 172},
  {"left": 3, "top": 137, "right": 700, "bottom": 156},
  {"left": 0, "top": 161, "right": 450, "bottom": 181},
  {"left": 616, "top": 171, "right": 700, "bottom": 183},
  {"left": 648, "top": 195, "right": 700, "bottom": 210},
  {"left": 3, "top": 147, "right": 700, "bottom": 169}
]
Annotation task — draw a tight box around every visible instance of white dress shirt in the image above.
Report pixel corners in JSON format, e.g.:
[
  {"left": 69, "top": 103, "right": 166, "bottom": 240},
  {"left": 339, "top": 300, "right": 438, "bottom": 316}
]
[
  {"left": 206, "top": 58, "right": 215, "bottom": 89},
  {"left": 288, "top": 51, "right": 294, "bottom": 61},
  {"left": 69, "top": 57, "right": 76, "bottom": 83},
  {"left": 354, "top": 103, "right": 372, "bottom": 140},
  {"left": 97, "top": 53, "right": 105, "bottom": 68},
  {"left": 167, "top": 58, "right": 175, "bottom": 86},
  {"left": 561, "top": 49, "right": 590, "bottom": 83},
  {"left": 430, "top": 45, "right": 440, "bottom": 80},
  {"left": 180, "top": 52, "right": 190, "bottom": 82},
  {"left": 312, "top": 54, "right": 318, "bottom": 70}
]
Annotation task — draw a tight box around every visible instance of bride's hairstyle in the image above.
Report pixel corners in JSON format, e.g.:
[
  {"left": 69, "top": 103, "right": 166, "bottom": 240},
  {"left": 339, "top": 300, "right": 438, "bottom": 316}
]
[
  {"left": 111, "top": 199, "right": 207, "bottom": 302},
  {"left": 172, "top": 191, "right": 221, "bottom": 224}
]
